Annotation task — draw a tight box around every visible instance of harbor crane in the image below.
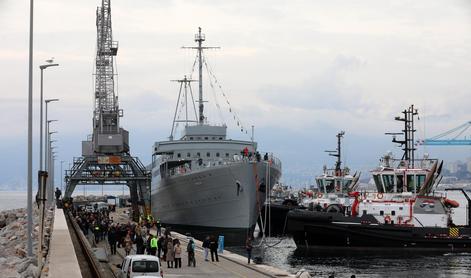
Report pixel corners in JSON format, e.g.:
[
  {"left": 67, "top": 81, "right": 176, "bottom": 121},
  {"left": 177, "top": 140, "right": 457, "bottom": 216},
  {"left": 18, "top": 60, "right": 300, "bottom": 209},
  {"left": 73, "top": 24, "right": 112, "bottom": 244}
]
[
  {"left": 63, "top": 0, "right": 151, "bottom": 221},
  {"left": 419, "top": 121, "right": 471, "bottom": 146}
]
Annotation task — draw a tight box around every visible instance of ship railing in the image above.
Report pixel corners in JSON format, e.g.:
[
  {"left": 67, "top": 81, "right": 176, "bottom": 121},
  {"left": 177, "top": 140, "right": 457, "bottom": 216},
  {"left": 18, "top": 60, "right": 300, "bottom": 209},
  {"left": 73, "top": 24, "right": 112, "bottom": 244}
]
[{"left": 163, "top": 154, "right": 281, "bottom": 178}]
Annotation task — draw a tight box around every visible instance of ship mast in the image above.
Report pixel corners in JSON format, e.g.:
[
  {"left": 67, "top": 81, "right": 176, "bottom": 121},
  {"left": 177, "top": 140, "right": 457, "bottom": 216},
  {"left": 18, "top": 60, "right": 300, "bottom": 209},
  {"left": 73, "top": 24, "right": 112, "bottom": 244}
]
[
  {"left": 386, "top": 105, "right": 419, "bottom": 168},
  {"left": 183, "top": 27, "right": 219, "bottom": 125},
  {"left": 169, "top": 76, "right": 198, "bottom": 140},
  {"left": 326, "top": 131, "right": 345, "bottom": 176}
]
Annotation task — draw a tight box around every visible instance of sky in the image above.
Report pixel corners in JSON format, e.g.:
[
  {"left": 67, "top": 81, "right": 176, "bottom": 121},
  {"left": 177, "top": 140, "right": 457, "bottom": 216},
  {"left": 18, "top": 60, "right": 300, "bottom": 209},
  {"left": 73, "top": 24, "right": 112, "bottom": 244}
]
[{"left": 1, "top": 0, "right": 471, "bottom": 189}]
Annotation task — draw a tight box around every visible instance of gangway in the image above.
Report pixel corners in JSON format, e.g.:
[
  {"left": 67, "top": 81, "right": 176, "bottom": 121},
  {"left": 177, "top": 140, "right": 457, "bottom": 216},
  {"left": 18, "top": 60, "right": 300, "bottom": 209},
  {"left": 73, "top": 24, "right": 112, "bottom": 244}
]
[
  {"left": 63, "top": 0, "right": 151, "bottom": 221},
  {"left": 420, "top": 121, "right": 471, "bottom": 146}
]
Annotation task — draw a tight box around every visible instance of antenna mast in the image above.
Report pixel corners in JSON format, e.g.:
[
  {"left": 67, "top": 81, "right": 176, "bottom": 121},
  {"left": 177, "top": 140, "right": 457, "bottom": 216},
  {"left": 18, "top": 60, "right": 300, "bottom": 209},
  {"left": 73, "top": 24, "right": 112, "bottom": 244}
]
[
  {"left": 386, "top": 105, "right": 419, "bottom": 168},
  {"left": 326, "top": 131, "right": 345, "bottom": 176},
  {"left": 182, "top": 27, "right": 219, "bottom": 125}
]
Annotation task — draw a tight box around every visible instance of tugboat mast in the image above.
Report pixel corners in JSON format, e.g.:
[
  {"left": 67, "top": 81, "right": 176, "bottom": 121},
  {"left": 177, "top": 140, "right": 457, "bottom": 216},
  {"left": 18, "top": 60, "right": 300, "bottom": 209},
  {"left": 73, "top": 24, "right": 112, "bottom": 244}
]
[
  {"left": 183, "top": 27, "right": 219, "bottom": 125},
  {"left": 386, "top": 104, "right": 419, "bottom": 168},
  {"left": 326, "top": 131, "right": 345, "bottom": 176}
]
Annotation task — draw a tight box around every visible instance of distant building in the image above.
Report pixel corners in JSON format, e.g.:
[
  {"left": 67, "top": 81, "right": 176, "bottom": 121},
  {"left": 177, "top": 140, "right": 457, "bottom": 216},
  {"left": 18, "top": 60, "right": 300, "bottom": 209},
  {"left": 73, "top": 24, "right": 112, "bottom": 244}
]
[{"left": 445, "top": 161, "right": 460, "bottom": 174}]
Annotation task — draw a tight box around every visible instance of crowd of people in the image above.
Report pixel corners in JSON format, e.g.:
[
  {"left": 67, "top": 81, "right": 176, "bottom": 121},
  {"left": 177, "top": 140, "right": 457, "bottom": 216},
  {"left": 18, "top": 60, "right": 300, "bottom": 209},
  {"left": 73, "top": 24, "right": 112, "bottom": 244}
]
[
  {"left": 71, "top": 205, "right": 245, "bottom": 269},
  {"left": 71, "top": 205, "right": 256, "bottom": 269}
]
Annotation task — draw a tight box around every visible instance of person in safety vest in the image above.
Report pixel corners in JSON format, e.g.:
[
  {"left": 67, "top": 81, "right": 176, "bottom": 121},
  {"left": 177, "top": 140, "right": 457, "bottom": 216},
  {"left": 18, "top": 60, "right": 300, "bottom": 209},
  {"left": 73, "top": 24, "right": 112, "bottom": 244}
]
[
  {"left": 93, "top": 222, "right": 100, "bottom": 244},
  {"left": 149, "top": 234, "right": 158, "bottom": 256}
]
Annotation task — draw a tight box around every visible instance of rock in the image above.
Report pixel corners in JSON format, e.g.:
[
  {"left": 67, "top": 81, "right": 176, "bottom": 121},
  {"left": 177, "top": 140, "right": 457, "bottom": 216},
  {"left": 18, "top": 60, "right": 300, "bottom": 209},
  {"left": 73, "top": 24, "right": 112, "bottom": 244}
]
[
  {"left": 296, "top": 269, "right": 312, "bottom": 278},
  {"left": 0, "top": 214, "right": 6, "bottom": 228},
  {"left": 20, "top": 264, "right": 39, "bottom": 278},
  {"left": 16, "top": 257, "right": 36, "bottom": 273},
  {"left": 7, "top": 212, "right": 17, "bottom": 223},
  {"left": 6, "top": 256, "right": 22, "bottom": 267},
  {"left": 16, "top": 247, "right": 27, "bottom": 258}
]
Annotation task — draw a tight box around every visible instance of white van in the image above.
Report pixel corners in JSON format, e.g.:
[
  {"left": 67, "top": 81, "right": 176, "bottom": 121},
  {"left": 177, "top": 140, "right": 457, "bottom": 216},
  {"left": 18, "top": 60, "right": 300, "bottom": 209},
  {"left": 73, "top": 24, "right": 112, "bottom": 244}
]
[{"left": 120, "top": 255, "right": 162, "bottom": 278}]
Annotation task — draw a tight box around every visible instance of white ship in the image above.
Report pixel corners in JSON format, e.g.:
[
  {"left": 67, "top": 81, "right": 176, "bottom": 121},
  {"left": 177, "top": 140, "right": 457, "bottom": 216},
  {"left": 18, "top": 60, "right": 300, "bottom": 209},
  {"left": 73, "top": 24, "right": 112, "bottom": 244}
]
[{"left": 150, "top": 28, "right": 282, "bottom": 245}]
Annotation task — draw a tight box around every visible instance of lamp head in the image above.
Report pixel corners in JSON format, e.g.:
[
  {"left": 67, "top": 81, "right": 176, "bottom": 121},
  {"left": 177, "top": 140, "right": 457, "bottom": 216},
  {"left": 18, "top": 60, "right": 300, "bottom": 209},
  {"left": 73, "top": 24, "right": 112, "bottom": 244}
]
[{"left": 45, "top": 98, "right": 59, "bottom": 103}]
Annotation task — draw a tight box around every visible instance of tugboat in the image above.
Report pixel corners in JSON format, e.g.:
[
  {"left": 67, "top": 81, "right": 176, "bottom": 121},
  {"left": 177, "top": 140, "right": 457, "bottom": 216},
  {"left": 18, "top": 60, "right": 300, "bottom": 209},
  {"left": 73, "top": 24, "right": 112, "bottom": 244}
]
[
  {"left": 300, "top": 131, "right": 360, "bottom": 213},
  {"left": 288, "top": 105, "right": 471, "bottom": 251}
]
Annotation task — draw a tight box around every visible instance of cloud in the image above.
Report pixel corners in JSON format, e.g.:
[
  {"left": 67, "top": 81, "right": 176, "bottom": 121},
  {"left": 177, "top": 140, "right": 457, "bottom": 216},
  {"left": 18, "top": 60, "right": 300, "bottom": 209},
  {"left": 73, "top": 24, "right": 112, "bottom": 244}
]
[{"left": 2, "top": 0, "right": 471, "bottom": 186}]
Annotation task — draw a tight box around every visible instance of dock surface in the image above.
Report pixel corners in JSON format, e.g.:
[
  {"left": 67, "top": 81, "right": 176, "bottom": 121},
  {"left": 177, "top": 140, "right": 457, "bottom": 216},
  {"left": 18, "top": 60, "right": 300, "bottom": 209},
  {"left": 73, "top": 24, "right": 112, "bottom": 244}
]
[
  {"left": 46, "top": 207, "right": 293, "bottom": 277},
  {"left": 47, "top": 209, "right": 82, "bottom": 278}
]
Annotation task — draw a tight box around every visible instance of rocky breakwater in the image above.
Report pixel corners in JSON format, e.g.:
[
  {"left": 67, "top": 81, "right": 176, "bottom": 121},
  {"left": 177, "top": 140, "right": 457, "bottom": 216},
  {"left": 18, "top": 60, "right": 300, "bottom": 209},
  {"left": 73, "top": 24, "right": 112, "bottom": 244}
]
[{"left": 0, "top": 207, "right": 54, "bottom": 278}]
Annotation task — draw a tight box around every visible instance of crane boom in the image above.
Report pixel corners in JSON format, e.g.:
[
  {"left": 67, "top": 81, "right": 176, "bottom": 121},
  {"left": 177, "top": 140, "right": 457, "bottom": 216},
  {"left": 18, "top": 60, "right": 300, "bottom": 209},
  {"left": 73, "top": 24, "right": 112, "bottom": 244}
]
[{"left": 420, "top": 121, "right": 471, "bottom": 146}]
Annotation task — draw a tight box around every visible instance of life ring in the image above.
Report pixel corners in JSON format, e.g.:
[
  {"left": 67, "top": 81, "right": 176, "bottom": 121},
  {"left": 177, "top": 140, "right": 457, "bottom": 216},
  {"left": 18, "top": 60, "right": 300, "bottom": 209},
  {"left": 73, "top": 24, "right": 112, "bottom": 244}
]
[
  {"left": 384, "top": 215, "right": 392, "bottom": 224},
  {"left": 377, "top": 193, "right": 384, "bottom": 199},
  {"left": 317, "top": 192, "right": 323, "bottom": 199}
]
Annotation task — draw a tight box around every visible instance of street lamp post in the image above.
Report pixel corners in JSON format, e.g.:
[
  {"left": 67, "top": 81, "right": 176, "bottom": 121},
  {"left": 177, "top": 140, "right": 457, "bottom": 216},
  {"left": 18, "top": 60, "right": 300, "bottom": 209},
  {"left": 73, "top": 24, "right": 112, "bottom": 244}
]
[
  {"left": 47, "top": 140, "right": 57, "bottom": 205},
  {"left": 38, "top": 126, "right": 57, "bottom": 263},
  {"left": 26, "top": 0, "right": 34, "bottom": 258},
  {"left": 60, "top": 161, "right": 64, "bottom": 194},
  {"left": 45, "top": 121, "right": 57, "bottom": 171},
  {"left": 39, "top": 62, "right": 59, "bottom": 172},
  {"left": 44, "top": 99, "right": 58, "bottom": 167}
]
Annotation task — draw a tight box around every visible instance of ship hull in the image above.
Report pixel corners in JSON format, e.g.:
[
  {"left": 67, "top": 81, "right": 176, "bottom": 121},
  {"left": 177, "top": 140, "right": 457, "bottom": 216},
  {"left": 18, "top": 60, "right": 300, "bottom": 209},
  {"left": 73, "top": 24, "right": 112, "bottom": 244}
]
[
  {"left": 288, "top": 210, "right": 471, "bottom": 251},
  {"left": 151, "top": 161, "right": 281, "bottom": 246},
  {"left": 258, "top": 201, "right": 298, "bottom": 237}
]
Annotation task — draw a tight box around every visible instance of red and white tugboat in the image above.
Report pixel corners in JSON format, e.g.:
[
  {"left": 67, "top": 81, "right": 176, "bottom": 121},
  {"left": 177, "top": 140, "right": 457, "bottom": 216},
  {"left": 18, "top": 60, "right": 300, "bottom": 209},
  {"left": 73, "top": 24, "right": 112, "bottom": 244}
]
[
  {"left": 288, "top": 105, "right": 471, "bottom": 251},
  {"left": 300, "top": 131, "right": 360, "bottom": 213}
]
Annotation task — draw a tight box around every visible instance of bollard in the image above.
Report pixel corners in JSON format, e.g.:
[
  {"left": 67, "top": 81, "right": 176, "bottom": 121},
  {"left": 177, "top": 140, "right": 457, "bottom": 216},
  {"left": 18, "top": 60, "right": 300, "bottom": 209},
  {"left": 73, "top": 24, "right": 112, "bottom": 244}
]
[{"left": 218, "top": 235, "right": 224, "bottom": 253}]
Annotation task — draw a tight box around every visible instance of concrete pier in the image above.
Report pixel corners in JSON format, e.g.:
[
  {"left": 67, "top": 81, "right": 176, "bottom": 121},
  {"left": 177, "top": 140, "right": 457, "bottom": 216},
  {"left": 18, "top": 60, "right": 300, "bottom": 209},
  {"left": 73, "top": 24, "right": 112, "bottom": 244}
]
[
  {"left": 45, "top": 207, "right": 294, "bottom": 277},
  {"left": 47, "top": 209, "right": 81, "bottom": 278}
]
